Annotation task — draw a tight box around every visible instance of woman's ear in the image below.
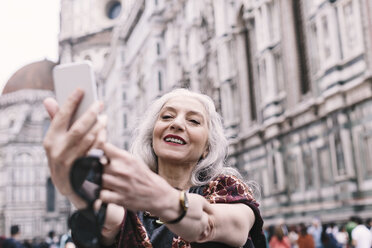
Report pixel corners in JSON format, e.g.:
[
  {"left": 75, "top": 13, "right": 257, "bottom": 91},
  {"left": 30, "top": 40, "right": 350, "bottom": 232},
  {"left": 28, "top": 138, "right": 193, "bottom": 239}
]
[{"left": 202, "top": 147, "right": 209, "bottom": 159}]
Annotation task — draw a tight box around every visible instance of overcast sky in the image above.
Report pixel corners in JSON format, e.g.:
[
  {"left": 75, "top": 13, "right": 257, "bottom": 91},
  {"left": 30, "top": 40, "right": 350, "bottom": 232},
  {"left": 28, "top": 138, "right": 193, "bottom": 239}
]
[{"left": 0, "top": 0, "right": 60, "bottom": 93}]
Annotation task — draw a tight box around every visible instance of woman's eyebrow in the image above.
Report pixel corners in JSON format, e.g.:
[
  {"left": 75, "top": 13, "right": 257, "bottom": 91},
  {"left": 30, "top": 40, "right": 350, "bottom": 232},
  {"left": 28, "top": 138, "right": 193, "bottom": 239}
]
[
  {"left": 161, "top": 106, "right": 176, "bottom": 112},
  {"left": 188, "top": 110, "right": 205, "bottom": 119},
  {"left": 162, "top": 106, "right": 205, "bottom": 119}
]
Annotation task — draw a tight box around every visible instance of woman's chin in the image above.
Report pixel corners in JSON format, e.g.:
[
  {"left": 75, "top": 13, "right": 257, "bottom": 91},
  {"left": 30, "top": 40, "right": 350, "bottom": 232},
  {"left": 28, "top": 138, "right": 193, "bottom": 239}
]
[{"left": 158, "top": 156, "right": 198, "bottom": 167}]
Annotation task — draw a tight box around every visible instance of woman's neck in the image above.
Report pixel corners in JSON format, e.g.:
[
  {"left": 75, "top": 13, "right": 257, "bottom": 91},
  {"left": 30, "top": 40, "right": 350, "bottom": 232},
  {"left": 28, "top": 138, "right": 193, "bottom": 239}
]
[{"left": 158, "top": 160, "right": 195, "bottom": 190}]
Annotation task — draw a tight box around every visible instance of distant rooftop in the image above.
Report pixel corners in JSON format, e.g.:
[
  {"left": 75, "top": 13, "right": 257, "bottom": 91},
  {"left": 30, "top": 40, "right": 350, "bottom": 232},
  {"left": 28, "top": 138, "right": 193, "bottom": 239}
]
[{"left": 2, "top": 59, "right": 57, "bottom": 95}]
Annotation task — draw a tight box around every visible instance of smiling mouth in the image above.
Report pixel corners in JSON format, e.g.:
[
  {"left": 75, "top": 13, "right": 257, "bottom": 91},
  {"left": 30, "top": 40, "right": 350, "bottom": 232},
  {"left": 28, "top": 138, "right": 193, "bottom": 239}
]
[{"left": 164, "top": 136, "right": 186, "bottom": 145}]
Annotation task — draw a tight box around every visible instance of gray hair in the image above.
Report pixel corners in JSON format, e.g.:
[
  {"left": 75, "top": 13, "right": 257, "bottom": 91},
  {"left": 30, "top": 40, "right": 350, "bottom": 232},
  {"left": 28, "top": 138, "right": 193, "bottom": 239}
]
[{"left": 130, "top": 88, "right": 241, "bottom": 186}]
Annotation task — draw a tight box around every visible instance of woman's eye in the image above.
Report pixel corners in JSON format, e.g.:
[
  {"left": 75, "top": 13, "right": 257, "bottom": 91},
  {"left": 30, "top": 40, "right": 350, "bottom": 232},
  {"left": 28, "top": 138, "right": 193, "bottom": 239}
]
[
  {"left": 189, "top": 119, "right": 200, "bottom": 125},
  {"left": 161, "top": 115, "right": 172, "bottom": 120}
]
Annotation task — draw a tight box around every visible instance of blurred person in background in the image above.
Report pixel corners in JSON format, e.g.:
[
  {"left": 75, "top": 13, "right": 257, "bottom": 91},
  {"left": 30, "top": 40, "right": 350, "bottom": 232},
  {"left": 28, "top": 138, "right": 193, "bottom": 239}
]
[
  {"left": 58, "top": 230, "right": 71, "bottom": 248},
  {"left": 308, "top": 218, "right": 323, "bottom": 248},
  {"left": 297, "top": 223, "right": 315, "bottom": 248},
  {"left": 45, "top": 231, "right": 58, "bottom": 248},
  {"left": 269, "top": 225, "right": 291, "bottom": 248},
  {"left": 22, "top": 240, "right": 31, "bottom": 248},
  {"left": 320, "top": 224, "right": 341, "bottom": 248},
  {"left": 263, "top": 225, "right": 270, "bottom": 248},
  {"left": 62, "top": 237, "right": 74, "bottom": 248},
  {"left": 3, "top": 225, "right": 24, "bottom": 248},
  {"left": 0, "top": 235, "right": 6, "bottom": 248},
  {"left": 346, "top": 216, "right": 358, "bottom": 247},
  {"left": 351, "top": 216, "right": 372, "bottom": 248},
  {"left": 288, "top": 225, "right": 299, "bottom": 248},
  {"left": 334, "top": 225, "right": 348, "bottom": 248},
  {"left": 365, "top": 218, "right": 371, "bottom": 231},
  {"left": 278, "top": 218, "right": 289, "bottom": 236},
  {"left": 59, "top": 229, "right": 75, "bottom": 248},
  {"left": 266, "top": 225, "right": 276, "bottom": 245},
  {"left": 327, "top": 223, "right": 339, "bottom": 239}
]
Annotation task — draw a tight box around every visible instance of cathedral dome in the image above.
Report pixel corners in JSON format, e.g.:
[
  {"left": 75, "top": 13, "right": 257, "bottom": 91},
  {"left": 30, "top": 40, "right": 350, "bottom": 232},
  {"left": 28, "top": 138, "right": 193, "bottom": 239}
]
[{"left": 2, "top": 59, "right": 57, "bottom": 95}]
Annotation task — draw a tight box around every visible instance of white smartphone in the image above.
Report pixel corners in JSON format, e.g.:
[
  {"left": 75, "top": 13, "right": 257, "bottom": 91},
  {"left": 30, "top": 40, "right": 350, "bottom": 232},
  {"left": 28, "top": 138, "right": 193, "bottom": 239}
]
[{"left": 53, "top": 61, "right": 98, "bottom": 125}]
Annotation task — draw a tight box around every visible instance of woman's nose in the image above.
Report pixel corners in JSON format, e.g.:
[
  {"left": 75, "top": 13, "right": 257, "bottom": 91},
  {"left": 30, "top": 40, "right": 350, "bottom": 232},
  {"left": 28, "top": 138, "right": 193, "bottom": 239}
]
[{"left": 170, "top": 117, "right": 185, "bottom": 130}]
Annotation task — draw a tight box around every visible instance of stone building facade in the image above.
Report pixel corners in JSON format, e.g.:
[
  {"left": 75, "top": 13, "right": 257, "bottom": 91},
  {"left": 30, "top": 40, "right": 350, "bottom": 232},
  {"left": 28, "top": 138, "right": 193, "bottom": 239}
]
[
  {"left": 58, "top": 0, "right": 372, "bottom": 225},
  {"left": 0, "top": 61, "right": 71, "bottom": 238}
]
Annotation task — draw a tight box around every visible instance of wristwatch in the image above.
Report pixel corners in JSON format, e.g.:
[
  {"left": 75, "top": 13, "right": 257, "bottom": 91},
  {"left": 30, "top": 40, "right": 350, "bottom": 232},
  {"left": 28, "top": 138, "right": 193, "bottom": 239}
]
[{"left": 165, "top": 190, "right": 189, "bottom": 224}]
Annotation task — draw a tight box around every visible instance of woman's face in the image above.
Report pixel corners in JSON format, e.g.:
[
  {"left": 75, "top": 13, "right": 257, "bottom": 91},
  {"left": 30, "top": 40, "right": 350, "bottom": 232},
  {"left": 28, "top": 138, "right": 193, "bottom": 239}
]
[{"left": 152, "top": 96, "right": 209, "bottom": 166}]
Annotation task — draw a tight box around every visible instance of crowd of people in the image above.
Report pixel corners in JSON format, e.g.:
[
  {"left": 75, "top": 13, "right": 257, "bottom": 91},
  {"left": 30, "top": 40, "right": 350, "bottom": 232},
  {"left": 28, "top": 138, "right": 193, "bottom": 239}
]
[
  {"left": 265, "top": 216, "right": 372, "bottom": 248},
  {"left": 0, "top": 226, "right": 74, "bottom": 248},
  {"left": 1, "top": 215, "right": 371, "bottom": 248}
]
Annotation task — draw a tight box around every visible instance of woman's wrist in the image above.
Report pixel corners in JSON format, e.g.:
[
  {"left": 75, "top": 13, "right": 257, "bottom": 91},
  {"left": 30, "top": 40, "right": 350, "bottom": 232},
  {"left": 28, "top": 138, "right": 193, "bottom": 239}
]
[
  {"left": 157, "top": 188, "right": 190, "bottom": 224},
  {"left": 100, "top": 204, "right": 125, "bottom": 246},
  {"left": 161, "top": 190, "right": 189, "bottom": 224},
  {"left": 66, "top": 192, "right": 89, "bottom": 209},
  {"left": 151, "top": 186, "right": 180, "bottom": 220}
]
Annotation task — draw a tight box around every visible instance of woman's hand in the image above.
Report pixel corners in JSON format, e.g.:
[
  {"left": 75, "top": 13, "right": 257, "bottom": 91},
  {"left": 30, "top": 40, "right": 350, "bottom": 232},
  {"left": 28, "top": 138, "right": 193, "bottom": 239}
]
[
  {"left": 100, "top": 143, "right": 179, "bottom": 215},
  {"left": 43, "top": 89, "right": 106, "bottom": 197}
]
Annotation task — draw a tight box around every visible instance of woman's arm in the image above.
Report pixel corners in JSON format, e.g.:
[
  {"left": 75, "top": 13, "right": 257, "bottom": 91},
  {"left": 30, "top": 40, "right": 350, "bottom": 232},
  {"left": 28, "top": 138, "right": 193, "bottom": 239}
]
[
  {"left": 98, "top": 201, "right": 125, "bottom": 245},
  {"left": 100, "top": 143, "right": 256, "bottom": 247},
  {"left": 164, "top": 193, "right": 255, "bottom": 246}
]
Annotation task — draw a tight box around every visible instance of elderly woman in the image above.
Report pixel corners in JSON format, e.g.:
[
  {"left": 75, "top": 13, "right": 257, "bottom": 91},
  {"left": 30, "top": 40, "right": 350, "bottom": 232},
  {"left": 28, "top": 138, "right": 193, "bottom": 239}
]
[{"left": 43, "top": 88, "right": 266, "bottom": 248}]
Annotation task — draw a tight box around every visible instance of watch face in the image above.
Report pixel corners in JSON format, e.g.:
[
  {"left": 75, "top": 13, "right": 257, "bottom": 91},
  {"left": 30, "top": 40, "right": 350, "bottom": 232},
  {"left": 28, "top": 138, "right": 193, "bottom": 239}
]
[{"left": 183, "top": 191, "right": 189, "bottom": 210}]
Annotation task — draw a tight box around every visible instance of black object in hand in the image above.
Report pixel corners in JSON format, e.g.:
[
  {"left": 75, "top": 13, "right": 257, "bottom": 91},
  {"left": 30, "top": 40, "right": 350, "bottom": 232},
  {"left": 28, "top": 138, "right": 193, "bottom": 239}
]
[
  {"left": 69, "top": 155, "right": 107, "bottom": 248},
  {"left": 70, "top": 156, "right": 103, "bottom": 204}
]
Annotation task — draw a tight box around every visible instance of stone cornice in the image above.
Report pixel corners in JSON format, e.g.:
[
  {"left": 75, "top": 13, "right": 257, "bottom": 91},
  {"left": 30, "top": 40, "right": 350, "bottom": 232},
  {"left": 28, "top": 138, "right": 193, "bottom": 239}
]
[{"left": 0, "top": 90, "right": 54, "bottom": 107}]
